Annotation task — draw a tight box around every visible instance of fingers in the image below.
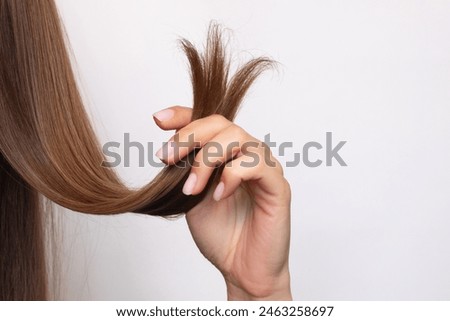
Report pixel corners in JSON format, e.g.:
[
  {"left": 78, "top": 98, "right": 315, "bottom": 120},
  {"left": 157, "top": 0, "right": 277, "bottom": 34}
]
[
  {"left": 182, "top": 125, "right": 253, "bottom": 195},
  {"left": 153, "top": 106, "right": 193, "bottom": 130},
  {"left": 154, "top": 110, "right": 286, "bottom": 201},
  {"left": 213, "top": 152, "right": 287, "bottom": 202},
  {"left": 155, "top": 114, "right": 233, "bottom": 162},
  {"left": 182, "top": 128, "right": 284, "bottom": 199}
]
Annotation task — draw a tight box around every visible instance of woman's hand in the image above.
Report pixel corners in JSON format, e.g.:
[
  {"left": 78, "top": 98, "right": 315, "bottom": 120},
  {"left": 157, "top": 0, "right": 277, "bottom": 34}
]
[{"left": 154, "top": 106, "right": 292, "bottom": 300}]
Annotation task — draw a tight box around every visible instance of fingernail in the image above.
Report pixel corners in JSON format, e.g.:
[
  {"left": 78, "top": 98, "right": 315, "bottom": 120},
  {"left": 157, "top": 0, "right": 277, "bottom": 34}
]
[
  {"left": 182, "top": 173, "right": 197, "bottom": 195},
  {"left": 213, "top": 181, "right": 225, "bottom": 201},
  {"left": 153, "top": 108, "right": 174, "bottom": 122},
  {"left": 155, "top": 141, "right": 175, "bottom": 160}
]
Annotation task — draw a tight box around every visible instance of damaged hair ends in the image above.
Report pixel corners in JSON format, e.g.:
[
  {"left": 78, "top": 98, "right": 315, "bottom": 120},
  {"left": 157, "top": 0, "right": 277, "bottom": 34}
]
[{"left": 0, "top": 0, "right": 273, "bottom": 300}]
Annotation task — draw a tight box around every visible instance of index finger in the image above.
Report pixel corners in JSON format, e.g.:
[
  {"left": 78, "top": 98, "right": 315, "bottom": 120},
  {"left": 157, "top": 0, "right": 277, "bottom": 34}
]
[{"left": 153, "top": 106, "right": 193, "bottom": 130}]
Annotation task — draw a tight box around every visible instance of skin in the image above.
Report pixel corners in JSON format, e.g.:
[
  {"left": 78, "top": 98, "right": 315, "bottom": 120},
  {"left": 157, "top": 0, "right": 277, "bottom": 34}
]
[{"left": 154, "top": 106, "right": 292, "bottom": 300}]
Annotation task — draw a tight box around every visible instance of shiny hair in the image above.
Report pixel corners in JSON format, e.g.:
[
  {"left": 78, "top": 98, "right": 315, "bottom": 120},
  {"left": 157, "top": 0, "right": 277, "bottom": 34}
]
[{"left": 0, "top": 0, "right": 273, "bottom": 300}]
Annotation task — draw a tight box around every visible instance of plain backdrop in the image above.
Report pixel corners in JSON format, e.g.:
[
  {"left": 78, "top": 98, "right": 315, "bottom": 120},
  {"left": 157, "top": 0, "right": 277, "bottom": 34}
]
[{"left": 54, "top": 0, "right": 450, "bottom": 300}]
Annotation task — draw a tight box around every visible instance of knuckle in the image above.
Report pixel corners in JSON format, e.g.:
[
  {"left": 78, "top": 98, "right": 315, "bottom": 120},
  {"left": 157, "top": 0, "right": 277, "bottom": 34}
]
[
  {"left": 241, "top": 154, "right": 263, "bottom": 172},
  {"left": 254, "top": 156, "right": 266, "bottom": 171},
  {"left": 229, "top": 125, "right": 247, "bottom": 141},
  {"left": 241, "top": 140, "right": 259, "bottom": 154},
  {"left": 176, "top": 127, "right": 197, "bottom": 146},
  {"left": 198, "top": 144, "right": 224, "bottom": 168},
  {"left": 208, "top": 114, "right": 229, "bottom": 126},
  {"left": 275, "top": 158, "right": 284, "bottom": 174},
  {"left": 223, "top": 162, "right": 242, "bottom": 178}
]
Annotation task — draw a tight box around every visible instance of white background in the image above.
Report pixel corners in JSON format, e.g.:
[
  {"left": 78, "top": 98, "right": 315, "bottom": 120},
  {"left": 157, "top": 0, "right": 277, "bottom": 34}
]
[{"left": 55, "top": 0, "right": 450, "bottom": 300}]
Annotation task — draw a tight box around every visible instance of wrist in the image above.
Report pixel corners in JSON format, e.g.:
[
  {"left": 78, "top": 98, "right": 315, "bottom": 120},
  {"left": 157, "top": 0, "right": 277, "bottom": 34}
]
[{"left": 225, "top": 270, "right": 292, "bottom": 301}]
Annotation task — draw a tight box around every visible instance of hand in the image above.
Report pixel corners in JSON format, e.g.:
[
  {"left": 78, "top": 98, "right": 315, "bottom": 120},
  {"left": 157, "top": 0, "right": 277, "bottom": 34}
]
[{"left": 154, "top": 106, "right": 292, "bottom": 300}]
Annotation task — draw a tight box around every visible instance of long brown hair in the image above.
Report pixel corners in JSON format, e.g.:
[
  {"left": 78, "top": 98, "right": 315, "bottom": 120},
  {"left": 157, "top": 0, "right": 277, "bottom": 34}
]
[{"left": 0, "top": 0, "right": 273, "bottom": 300}]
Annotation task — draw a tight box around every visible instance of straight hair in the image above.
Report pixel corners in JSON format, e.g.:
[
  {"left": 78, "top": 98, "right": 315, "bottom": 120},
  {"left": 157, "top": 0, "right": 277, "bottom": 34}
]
[{"left": 0, "top": 0, "right": 273, "bottom": 300}]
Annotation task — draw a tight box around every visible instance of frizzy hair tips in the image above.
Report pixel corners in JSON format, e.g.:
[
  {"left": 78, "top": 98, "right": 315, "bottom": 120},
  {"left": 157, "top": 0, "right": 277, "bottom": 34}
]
[{"left": 0, "top": 0, "right": 273, "bottom": 300}]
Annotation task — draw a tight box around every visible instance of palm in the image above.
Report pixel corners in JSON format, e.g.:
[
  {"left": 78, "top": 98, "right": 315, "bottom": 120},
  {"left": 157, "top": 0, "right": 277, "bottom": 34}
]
[{"left": 186, "top": 180, "right": 291, "bottom": 294}]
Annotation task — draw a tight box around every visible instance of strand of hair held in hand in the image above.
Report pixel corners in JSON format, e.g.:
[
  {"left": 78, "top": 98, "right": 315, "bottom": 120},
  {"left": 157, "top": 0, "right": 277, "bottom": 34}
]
[{"left": 0, "top": 0, "right": 273, "bottom": 300}]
